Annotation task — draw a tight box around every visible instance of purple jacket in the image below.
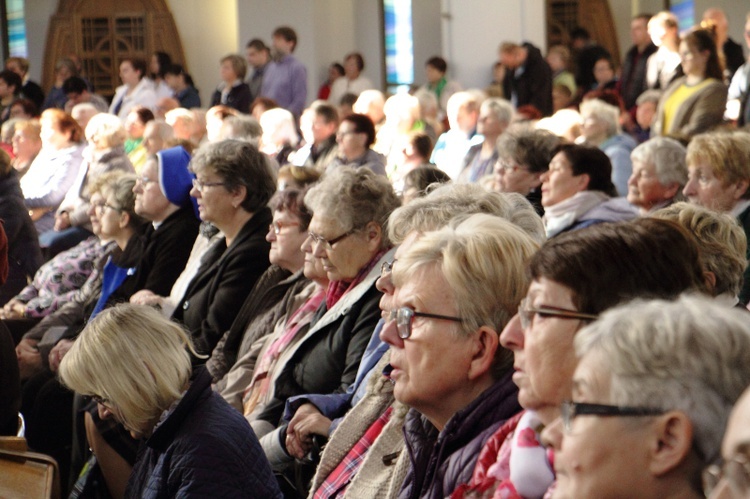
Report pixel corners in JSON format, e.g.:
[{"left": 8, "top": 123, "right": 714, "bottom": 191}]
[
  {"left": 126, "top": 367, "right": 282, "bottom": 498},
  {"left": 260, "top": 54, "right": 307, "bottom": 117},
  {"left": 397, "top": 370, "right": 522, "bottom": 499}
]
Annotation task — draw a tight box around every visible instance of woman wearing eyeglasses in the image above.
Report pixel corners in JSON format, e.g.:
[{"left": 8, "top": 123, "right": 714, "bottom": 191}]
[
  {"left": 452, "top": 218, "right": 709, "bottom": 499},
  {"left": 168, "top": 139, "right": 276, "bottom": 357},
  {"left": 374, "top": 213, "right": 538, "bottom": 499},
  {"left": 250, "top": 167, "right": 399, "bottom": 469},
  {"left": 492, "top": 128, "right": 560, "bottom": 217},
  {"left": 543, "top": 295, "right": 750, "bottom": 499}
]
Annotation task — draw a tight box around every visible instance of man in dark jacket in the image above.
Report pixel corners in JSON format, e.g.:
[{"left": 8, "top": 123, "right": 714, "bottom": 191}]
[
  {"left": 619, "top": 14, "right": 658, "bottom": 110},
  {"left": 500, "top": 41, "right": 553, "bottom": 116}
]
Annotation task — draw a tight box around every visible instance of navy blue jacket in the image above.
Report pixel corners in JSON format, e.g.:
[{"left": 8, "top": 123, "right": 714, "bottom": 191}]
[
  {"left": 126, "top": 367, "right": 282, "bottom": 498},
  {"left": 397, "top": 371, "right": 522, "bottom": 499}
]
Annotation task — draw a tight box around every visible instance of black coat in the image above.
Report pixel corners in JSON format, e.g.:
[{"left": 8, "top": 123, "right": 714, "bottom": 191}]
[
  {"left": 619, "top": 43, "right": 658, "bottom": 109},
  {"left": 173, "top": 208, "right": 272, "bottom": 356},
  {"left": 210, "top": 83, "right": 252, "bottom": 114},
  {"left": 397, "top": 372, "right": 522, "bottom": 499},
  {"left": 503, "top": 42, "right": 553, "bottom": 116},
  {"left": 258, "top": 280, "right": 384, "bottom": 427},
  {"left": 0, "top": 170, "right": 42, "bottom": 303}
]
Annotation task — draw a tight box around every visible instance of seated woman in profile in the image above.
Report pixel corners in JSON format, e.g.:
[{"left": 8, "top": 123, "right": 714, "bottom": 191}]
[
  {"left": 545, "top": 295, "right": 750, "bottom": 499},
  {"left": 59, "top": 304, "right": 282, "bottom": 498},
  {"left": 493, "top": 127, "right": 560, "bottom": 216},
  {"left": 627, "top": 136, "right": 687, "bottom": 214},
  {"left": 540, "top": 144, "right": 637, "bottom": 238}
]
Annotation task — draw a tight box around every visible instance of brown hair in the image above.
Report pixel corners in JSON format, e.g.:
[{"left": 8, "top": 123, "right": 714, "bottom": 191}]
[
  {"left": 40, "top": 109, "right": 83, "bottom": 143},
  {"left": 529, "top": 218, "right": 708, "bottom": 314}
]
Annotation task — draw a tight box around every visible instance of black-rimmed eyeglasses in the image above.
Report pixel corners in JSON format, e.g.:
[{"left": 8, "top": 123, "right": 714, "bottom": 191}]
[
  {"left": 560, "top": 400, "right": 664, "bottom": 433},
  {"left": 308, "top": 228, "right": 357, "bottom": 250},
  {"left": 518, "top": 297, "right": 598, "bottom": 330},
  {"left": 386, "top": 306, "right": 464, "bottom": 339},
  {"left": 269, "top": 221, "right": 300, "bottom": 235},
  {"left": 192, "top": 178, "right": 227, "bottom": 193}
]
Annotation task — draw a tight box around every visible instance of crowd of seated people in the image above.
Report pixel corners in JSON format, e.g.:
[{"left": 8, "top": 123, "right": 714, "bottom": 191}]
[{"left": 4, "top": 9, "right": 750, "bottom": 498}]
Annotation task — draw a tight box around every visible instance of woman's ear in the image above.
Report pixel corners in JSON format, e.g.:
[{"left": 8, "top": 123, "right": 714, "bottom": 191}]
[
  {"left": 576, "top": 173, "right": 591, "bottom": 192},
  {"left": 119, "top": 211, "right": 131, "bottom": 229},
  {"left": 231, "top": 185, "right": 248, "bottom": 209},
  {"left": 467, "top": 326, "right": 499, "bottom": 381},
  {"left": 648, "top": 411, "right": 695, "bottom": 477},
  {"left": 365, "top": 221, "right": 383, "bottom": 251}
]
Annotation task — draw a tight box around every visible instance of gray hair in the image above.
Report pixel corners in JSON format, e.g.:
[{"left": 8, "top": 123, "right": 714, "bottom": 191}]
[
  {"left": 481, "top": 98, "right": 515, "bottom": 125},
  {"left": 575, "top": 295, "right": 750, "bottom": 465},
  {"left": 189, "top": 139, "right": 276, "bottom": 213},
  {"left": 631, "top": 136, "right": 688, "bottom": 188},
  {"left": 579, "top": 98, "right": 620, "bottom": 136},
  {"left": 388, "top": 183, "right": 545, "bottom": 245},
  {"left": 636, "top": 89, "right": 662, "bottom": 106},
  {"left": 496, "top": 126, "right": 561, "bottom": 174},
  {"left": 219, "top": 115, "right": 262, "bottom": 144},
  {"left": 304, "top": 166, "right": 400, "bottom": 249},
  {"left": 144, "top": 119, "right": 174, "bottom": 142}
]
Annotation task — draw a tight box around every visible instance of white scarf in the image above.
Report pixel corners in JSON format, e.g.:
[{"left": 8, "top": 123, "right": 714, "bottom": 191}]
[{"left": 543, "top": 191, "right": 609, "bottom": 238}]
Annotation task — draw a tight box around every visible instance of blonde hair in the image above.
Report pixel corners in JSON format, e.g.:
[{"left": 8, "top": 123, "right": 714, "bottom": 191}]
[
  {"left": 59, "top": 304, "right": 201, "bottom": 433},
  {"left": 85, "top": 112, "right": 127, "bottom": 149},
  {"left": 652, "top": 202, "right": 747, "bottom": 297},
  {"left": 686, "top": 132, "right": 750, "bottom": 198},
  {"left": 393, "top": 213, "right": 540, "bottom": 377}
]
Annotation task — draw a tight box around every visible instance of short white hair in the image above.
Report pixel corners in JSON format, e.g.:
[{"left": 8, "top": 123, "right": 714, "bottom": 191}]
[
  {"left": 630, "top": 136, "right": 688, "bottom": 187},
  {"left": 481, "top": 98, "right": 515, "bottom": 125},
  {"left": 579, "top": 98, "right": 620, "bottom": 136},
  {"left": 575, "top": 295, "right": 750, "bottom": 465}
]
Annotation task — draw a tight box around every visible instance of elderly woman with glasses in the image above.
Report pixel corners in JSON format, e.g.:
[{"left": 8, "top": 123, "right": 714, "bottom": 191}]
[
  {"left": 167, "top": 140, "right": 275, "bottom": 356},
  {"left": 543, "top": 296, "right": 750, "bottom": 499},
  {"left": 250, "top": 167, "right": 399, "bottom": 463},
  {"left": 59, "top": 304, "right": 282, "bottom": 498},
  {"left": 493, "top": 127, "right": 560, "bottom": 216},
  {"left": 452, "top": 218, "right": 709, "bottom": 499},
  {"left": 376, "top": 213, "right": 539, "bottom": 499}
]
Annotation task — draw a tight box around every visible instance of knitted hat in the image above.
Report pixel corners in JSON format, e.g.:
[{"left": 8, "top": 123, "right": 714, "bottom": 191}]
[{"left": 156, "top": 146, "right": 199, "bottom": 218}]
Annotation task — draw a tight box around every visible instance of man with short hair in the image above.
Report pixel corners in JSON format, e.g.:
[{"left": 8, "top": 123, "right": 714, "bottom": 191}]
[
  {"left": 0, "top": 70, "right": 21, "bottom": 123},
  {"left": 499, "top": 41, "right": 553, "bottom": 116},
  {"left": 430, "top": 91, "right": 483, "bottom": 180},
  {"left": 62, "top": 76, "right": 108, "bottom": 113},
  {"left": 245, "top": 39, "right": 270, "bottom": 103},
  {"left": 290, "top": 103, "right": 339, "bottom": 171},
  {"left": 260, "top": 26, "right": 307, "bottom": 117},
  {"left": 5, "top": 57, "right": 44, "bottom": 110},
  {"left": 619, "top": 14, "right": 658, "bottom": 111},
  {"left": 703, "top": 7, "right": 745, "bottom": 79},
  {"left": 326, "top": 113, "right": 385, "bottom": 175}
]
